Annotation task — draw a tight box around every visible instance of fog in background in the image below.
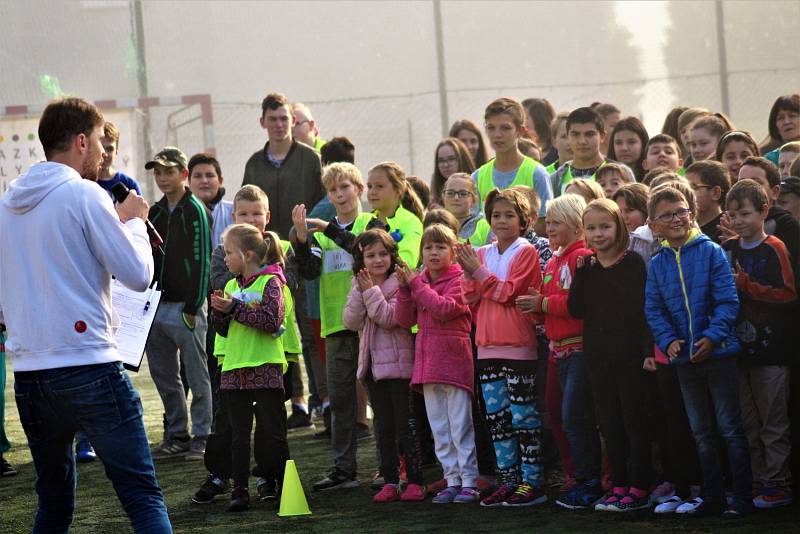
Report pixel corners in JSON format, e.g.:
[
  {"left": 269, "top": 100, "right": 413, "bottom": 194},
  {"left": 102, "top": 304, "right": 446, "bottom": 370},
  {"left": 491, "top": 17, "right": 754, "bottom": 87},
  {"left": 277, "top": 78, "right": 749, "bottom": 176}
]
[{"left": 1, "top": 0, "right": 798, "bottom": 201}]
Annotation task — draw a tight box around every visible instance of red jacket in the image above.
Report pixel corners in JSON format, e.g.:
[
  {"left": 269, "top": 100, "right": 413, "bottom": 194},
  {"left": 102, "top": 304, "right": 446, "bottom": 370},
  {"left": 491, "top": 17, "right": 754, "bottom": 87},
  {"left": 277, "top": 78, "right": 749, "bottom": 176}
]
[
  {"left": 540, "top": 240, "right": 593, "bottom": 355},
  {"left": 395, "top": 263, "right": 473, "bottom": 394}
]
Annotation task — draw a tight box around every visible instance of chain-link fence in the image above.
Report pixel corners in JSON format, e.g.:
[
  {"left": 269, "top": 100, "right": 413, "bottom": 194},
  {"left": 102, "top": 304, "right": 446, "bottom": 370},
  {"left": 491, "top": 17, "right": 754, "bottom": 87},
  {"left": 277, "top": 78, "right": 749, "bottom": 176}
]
[
  {"left": 205, "top": 67, "right": 798, "bottom": 196},
  {"left": 2, "top": 0, "right": 799, "bottom": 200}
]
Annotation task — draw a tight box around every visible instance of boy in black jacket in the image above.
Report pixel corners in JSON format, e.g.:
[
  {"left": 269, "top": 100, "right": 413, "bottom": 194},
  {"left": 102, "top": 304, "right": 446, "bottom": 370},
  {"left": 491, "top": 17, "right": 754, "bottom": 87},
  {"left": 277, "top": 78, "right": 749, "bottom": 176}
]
[{"left": 145, "top": 147, "right": 214, "bottom": 460}]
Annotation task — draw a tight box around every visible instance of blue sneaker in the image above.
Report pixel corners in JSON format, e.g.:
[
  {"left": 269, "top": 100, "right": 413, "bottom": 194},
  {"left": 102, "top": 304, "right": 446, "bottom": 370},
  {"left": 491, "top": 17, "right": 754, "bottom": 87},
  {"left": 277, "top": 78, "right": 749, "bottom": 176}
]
[
  {"left": 556, "top": 479, "right": 604, "bottom": 510},
  {"left": 76, "top": 438, "right": 97, "bottom": 463}
]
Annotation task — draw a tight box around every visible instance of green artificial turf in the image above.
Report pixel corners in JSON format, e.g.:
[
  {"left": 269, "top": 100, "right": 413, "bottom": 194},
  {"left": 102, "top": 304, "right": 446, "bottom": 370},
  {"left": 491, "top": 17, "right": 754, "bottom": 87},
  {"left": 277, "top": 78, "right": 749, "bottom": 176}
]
[{"left": 1, "top": 358, "right": 799, "bottom": 533}]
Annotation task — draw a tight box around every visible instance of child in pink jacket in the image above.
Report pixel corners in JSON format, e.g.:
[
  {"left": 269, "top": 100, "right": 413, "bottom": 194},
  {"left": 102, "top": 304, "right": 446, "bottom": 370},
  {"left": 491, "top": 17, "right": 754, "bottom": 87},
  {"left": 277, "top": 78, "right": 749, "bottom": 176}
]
[
  {"left": 342, "top": 230, "right": 423, "bottom": 503},
  {"left": 395, "top": 224, "right": 478, "bottom": 504},
  {"left": 457, "top": 188, "right": 544, "bottom": 508}
]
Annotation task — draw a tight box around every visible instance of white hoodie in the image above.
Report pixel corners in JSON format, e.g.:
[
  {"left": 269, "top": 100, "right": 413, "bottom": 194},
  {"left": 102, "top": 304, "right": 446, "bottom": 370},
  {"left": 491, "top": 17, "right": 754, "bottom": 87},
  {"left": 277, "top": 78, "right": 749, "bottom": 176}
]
[{"left": 0, "top": 162, "right": 153, "bottom": 371}]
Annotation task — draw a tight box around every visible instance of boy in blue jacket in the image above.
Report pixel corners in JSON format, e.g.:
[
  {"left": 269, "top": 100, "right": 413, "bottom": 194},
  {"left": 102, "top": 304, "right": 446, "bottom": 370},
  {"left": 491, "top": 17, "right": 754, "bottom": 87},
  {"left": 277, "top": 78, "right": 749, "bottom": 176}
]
[{"left": 645, "top": 186, "right": 753, "bottom": 518}]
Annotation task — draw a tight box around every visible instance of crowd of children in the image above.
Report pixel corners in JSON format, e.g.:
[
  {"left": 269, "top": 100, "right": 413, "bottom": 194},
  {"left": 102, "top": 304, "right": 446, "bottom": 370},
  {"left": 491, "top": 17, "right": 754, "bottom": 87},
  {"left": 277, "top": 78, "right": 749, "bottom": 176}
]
[{"left": 2, "top": 91, "right": 799, "bottom": 523}]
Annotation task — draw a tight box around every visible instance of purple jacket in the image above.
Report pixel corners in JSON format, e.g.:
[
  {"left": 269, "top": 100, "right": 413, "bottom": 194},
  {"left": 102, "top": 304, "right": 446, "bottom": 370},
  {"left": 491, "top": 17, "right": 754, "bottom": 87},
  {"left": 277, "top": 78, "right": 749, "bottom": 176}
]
[
  {"left": 395, "top": 263, "right": 473, "bottom": 394},
  {"left": 343, "top": 273, "right": 415, "bottom": 382}
]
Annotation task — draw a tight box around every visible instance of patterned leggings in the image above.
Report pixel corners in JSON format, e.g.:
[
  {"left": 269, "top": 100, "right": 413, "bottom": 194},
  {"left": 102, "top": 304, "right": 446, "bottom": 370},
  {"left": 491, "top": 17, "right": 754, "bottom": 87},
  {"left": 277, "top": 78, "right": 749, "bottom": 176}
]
[{"left": 479, "top": 359, "right": 543, "bottom": 487}]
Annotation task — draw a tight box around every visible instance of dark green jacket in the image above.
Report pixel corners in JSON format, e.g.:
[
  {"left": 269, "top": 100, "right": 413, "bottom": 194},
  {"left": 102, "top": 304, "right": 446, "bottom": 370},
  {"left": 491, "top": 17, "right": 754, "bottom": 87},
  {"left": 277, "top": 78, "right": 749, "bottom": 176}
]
[
  {"left": 242, "top": 140, "right": 324, "bottom": 238},
  {"left": 149, "top": 187, "right": 212, "bottom": 315}
]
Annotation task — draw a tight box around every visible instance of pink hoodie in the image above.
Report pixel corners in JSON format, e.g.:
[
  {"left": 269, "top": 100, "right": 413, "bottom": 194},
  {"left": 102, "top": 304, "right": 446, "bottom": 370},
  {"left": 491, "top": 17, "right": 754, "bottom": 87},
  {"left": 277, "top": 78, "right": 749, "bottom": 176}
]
[
  {"left": 343, "top": 273, "right": 415, "bottom": 382},
  {"left": 395, "top": 263, "right": 473, "bottom": 395},
  {"left": 462, "top": 237, "right": 542, "bottom": 360}
]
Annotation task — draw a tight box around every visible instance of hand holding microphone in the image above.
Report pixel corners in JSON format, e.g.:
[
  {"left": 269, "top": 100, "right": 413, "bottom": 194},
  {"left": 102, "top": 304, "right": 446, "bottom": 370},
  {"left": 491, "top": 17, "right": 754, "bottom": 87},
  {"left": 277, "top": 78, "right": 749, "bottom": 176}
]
[{"left": 110, "top": 183, "right": 164, "bottom": 254}]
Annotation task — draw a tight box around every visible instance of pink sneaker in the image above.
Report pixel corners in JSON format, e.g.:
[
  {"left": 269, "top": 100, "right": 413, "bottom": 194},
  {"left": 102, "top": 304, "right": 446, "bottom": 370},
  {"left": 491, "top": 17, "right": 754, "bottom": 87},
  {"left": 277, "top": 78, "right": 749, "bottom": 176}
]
[
  {"left": 400, "top": 483, "right": 426, "bottom": 502},
  {"left": 373, "top": 483, "right": 400, "bottom": 503}
]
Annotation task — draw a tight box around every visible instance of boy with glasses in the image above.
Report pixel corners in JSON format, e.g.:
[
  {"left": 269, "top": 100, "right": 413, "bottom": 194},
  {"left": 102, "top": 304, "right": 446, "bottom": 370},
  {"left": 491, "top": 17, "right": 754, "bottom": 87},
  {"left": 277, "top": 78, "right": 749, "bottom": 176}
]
[
  {"left": 685, "top": 160, "right": 731, "bottom": 244},
  {"left": 645, "top": 186, "right": 752, "bottom": 517}
]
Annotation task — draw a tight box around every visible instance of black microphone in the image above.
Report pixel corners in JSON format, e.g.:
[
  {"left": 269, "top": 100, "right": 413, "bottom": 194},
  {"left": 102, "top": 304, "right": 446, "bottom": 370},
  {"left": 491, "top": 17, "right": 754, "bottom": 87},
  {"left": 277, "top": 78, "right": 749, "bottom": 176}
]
[{"left": 110, "top": 183, "right": 165, "bottom": 254}]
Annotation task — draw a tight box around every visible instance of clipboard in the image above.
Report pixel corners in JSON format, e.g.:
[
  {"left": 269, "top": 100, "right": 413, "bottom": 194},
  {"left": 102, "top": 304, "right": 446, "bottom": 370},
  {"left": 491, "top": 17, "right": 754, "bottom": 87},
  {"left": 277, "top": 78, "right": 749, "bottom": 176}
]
[{"left": 111, "top": 279, "right": 161, "bottom": 372}]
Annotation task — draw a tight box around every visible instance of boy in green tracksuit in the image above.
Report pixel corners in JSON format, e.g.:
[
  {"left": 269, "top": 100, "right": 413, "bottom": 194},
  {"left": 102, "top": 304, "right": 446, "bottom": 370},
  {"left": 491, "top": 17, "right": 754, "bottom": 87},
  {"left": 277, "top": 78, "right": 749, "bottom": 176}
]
[{"left": 145, "top": 147, "right": 213, "bottom": 460}]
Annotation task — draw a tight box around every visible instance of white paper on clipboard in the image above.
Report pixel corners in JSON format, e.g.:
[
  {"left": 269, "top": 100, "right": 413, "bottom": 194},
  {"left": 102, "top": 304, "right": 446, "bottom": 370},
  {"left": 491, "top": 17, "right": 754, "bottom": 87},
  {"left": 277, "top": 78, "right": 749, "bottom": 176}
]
[{"left": 111, "top": 279, "right": 161, "bottom": 371}]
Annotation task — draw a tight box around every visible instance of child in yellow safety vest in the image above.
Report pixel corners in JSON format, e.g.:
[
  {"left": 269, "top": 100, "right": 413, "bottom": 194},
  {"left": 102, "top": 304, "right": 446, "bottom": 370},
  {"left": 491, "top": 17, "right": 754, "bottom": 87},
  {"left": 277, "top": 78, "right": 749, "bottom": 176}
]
[
  {"left": 292, "top": 162, "right": 374, "bottom": 491},
  {"left": 365, "top": 162, "right": 424, "bottom": 268},
  {"left": 193, "top": 184, "right": 299, "bottom": 507},
  {"left": 472, "top": 97, "right": 553, "bottom": 229},
  {"left": 442, "top": 173, "right": 493, "bottom": 247},
  {"left": 210, "top": 224, "right": 288, "bottom": 512}
]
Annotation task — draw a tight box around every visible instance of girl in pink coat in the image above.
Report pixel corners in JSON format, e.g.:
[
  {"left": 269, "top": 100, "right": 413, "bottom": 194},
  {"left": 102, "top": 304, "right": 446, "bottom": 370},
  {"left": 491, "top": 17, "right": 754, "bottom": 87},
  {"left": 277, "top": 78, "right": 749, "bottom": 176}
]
[
  {"left": 342, "top": 229, "right": 423, "bottom": 503},
  {"left": 395, "top": 224, "right": 479, "bottom": 504}
]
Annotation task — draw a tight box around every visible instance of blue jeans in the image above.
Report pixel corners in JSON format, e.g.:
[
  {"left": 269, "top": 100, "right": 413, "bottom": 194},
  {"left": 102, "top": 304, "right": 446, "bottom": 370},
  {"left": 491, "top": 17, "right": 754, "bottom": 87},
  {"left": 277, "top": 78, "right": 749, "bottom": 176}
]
[
  {"left": 14, "top": 362, "right": 172, "bottom": 533},
  {"left": 555, "top": 352, "right": 600, "bottom": 481},
  {"left": 677, "top": 357, "right": 753, "bottom": 507}
]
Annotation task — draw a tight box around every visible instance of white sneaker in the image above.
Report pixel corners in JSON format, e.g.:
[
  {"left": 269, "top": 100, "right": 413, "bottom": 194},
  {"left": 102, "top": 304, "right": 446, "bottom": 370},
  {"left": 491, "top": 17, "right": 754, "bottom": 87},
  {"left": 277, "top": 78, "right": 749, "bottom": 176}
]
[
  {"left": 675, "top": 497, "right": 704, "bottom": 514},
  {"left": 654, "top": 495, "right": 683, "bottom": 513}
]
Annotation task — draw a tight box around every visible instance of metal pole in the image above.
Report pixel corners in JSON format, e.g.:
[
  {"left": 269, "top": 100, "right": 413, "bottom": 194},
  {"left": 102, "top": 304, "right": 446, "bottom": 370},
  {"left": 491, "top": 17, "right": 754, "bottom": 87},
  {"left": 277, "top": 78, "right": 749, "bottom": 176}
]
[
  {"left": 131, "top": 0, "right": 154, "bottom": 200},
  {"left": 715, "top": 0, "right": 730, "bottom": 116},
  {"left": 433, "top": 0, "right": 449, "bottom": 138}
]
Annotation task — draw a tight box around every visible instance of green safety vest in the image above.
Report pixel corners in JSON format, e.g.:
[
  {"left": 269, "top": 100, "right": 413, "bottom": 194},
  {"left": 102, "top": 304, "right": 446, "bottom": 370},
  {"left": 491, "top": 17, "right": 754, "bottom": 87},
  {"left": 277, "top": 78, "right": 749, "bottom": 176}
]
[
  {"left": 560, "top": 160, "right": 607, "bottom": 195},
  {"left": 316, "top": 212, "right": 374, "bottom": 337},
  {"left": 677, "top": 167, "right": 686, "bottom": 176},
  {"left": 219, "top": 273, "right": 287, "bottom": 373},
  {"left": 314, "top": 138, "right": 326, "bottom": 153},
  {"left": 279, "top": 240, "right": 301, "bottom": 358},
  {"left": 545, "top": 161, "right": 558, "bottom": 175},
  {"left": 281, "top": 284, "right": 300, "bottom": 361},
  {"left": 476, "top": 156, "right": 542, "bottom": 209},
  {"left": 458, "top": 217, "right": 492, "bottom": 247},
  {"left": 380, "top": 205, "right": 423, "bottom": 268}
]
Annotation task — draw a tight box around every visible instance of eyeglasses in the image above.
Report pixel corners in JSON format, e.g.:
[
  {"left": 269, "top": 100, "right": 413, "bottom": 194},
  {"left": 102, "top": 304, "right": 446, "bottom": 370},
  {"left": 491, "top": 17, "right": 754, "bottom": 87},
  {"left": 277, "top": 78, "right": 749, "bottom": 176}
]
[
  {"left": 437, "top": 156, "right": 459, "bottom": 166},
  {"left": 655, "top": 208, "right": 691, "bottom": 224},
  {"left": 443, "top": 189, "right": 472, "bottom": 199}
]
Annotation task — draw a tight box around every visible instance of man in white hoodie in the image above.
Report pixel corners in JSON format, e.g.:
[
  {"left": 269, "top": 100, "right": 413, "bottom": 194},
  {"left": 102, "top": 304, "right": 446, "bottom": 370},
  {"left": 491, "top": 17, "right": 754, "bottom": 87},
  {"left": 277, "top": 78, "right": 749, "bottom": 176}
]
[{"left": 0, "top": 98, "right": 172, "bottom": 533}]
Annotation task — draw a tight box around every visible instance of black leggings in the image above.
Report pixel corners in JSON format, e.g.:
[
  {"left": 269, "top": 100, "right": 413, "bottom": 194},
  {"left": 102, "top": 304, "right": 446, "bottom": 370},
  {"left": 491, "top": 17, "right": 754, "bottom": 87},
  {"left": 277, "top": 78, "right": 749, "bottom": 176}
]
[
  {"left": 221, "top": 388, "right": 289, "bottom": 488},
  {"left": 366, "top": 379, "right": 423, "bottom": 485},
  {"left": 587, "top": 352, "right": 653, "bottom": 490}
]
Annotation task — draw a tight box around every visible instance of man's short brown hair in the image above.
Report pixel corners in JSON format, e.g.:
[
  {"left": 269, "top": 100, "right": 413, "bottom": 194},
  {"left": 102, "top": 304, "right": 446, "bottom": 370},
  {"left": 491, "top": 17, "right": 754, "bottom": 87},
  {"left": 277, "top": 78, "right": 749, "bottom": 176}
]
[
  {"left": 38, "top": 97, "right": 104, "bottom": 159},
  {"left": 261, "top": 93, "right": 290, "bottom": 116}
]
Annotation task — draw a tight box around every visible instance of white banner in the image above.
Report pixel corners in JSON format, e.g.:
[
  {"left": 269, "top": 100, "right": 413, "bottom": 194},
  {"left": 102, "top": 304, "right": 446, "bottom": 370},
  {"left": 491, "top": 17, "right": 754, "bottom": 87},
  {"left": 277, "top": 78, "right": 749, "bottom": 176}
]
[{"left": 0, "top": 110, "right": 138, "bottom": 196}]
